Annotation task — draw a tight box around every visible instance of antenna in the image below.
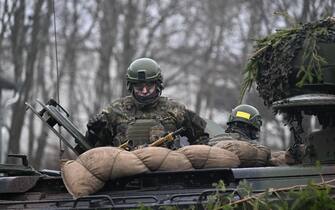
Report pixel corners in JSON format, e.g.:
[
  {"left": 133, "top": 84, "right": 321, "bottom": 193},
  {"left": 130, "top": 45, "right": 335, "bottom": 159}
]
[{"left": 52, "top": 0, "right": 64, "bottom": 159}]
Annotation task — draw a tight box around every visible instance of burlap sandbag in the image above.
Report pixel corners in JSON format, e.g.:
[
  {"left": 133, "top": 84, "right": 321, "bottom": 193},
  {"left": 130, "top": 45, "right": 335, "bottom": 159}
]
[
  {"left": 270, "top": 150, "right": 299, "bottom": 166},
  {"left": 253, "top": 144, "right": 271, "bottom": 166},
  {"left": 77, "top": 147, "right": 149, "bottom": 180},
  {"left": 177, "top": 145, "right": 240, "bottom": 168},
  {"left": 62, "top": 147, "right": 149, "bottom": 198},
  {"left": 214, "top": 140, "right": 270, "bottom": 167},
  {"left": 270, "top": 151, "right": 287, "bottom": 166},
  {"left": 132, "top": 147, "right": 193, "bottom": 171},
  {"left": 62, "top": 160, "right": 104, "bottom": 198}
]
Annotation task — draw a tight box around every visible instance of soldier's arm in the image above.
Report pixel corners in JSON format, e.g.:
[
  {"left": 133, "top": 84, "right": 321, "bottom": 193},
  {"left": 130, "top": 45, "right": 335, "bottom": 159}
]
[
  {"left": 84, "top": 111, "right": 114, "bottom": 148},
  {"left": 182, "top": 109, "right": 209, "bottom": 145}
]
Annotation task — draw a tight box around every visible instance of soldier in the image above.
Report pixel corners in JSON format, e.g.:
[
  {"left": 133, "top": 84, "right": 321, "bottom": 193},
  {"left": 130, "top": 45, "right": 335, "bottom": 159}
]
[
  {"left": 209, "top": 104, "right": 262, "bottom": 146},
  {"left": 208, "top": 104, "right": 272, "bottom": 166},
  {"left": 78, "top": 58, "right": 208, "bottom": 153}
]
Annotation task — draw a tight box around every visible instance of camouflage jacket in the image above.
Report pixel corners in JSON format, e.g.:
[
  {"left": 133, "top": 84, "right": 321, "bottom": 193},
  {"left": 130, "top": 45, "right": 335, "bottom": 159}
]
[{"left": 84, "top": 96, "right": 208, "bottom": 150}]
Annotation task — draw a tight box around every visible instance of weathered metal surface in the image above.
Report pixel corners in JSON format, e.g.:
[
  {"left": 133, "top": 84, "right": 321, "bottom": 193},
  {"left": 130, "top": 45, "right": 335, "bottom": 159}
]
[
  {"left": 304, "top": 127, "right": 335, "bottom": 164},
  {"left": 0, "top": 176, "right": 40, "bottom": 193},
  {"left": 232, "top": 165, "right": 335, "bottom": 191},
  {"left": 0, "top": 164, "right": 334, "bottom": 209},
  {"left": 0, "top": 164, "right": 39, "bottom": 176},
  {"left": 273, "top": 93, "right": 335, "bottom": 108},
  {"left": 25, "top": 100, "right": 91, "bottom": 155}
]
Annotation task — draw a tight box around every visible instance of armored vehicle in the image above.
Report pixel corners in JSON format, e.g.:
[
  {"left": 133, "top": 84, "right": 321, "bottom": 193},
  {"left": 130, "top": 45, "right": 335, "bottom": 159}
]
[
  {"left": 0, "top": 90, "right": 334, "bottom": 210},
  {"left": 1, "top": 18, "right": 335, "bottom": 210}
]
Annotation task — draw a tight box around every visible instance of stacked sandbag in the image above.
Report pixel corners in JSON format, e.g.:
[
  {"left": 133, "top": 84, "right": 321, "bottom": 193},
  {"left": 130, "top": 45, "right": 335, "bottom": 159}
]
[
  {"left": 208, "top": 133, "right": 246, "bottom": 146},
  {"left": 62, "top": 145, "right": 240, "bottom": 198},
  {"left": 270, "top": 151, "right": 287, "bottom": 166},
  {"left": 213, "top": 140, "right": 271, "bottom": 167},
  {"left": 62, "top": 147, "right": 149, "bottom": 197},
  {"left": 270, "top": 150, "right": 300, "bottom": 166},
  {"left": 132, "top": 147, "right": 193, "bottom": 171},
  {"left": 178, "top": 145, "right": 240, "bottom": 169}
]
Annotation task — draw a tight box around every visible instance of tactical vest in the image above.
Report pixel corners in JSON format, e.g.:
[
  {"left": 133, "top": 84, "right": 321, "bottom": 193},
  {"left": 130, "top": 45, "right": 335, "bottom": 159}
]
[{"left": 110, "top": 96, "right": 184, "bottom": 147}]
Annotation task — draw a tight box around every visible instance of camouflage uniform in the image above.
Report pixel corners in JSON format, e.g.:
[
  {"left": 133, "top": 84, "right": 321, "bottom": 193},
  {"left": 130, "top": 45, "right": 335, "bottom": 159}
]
[
  {"left": 84, "top": 96, "right": 208, "bottom": 149},
  {"left": 79, "top": 58, "right": 208, "bottom": 153},
  {"left": 208, "top": 132, "right": 257, "bottom": 146}
]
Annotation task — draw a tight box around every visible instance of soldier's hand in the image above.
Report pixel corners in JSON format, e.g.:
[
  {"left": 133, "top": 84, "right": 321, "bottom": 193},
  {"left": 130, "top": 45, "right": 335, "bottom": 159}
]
[{"left": 87, "top": 113, "right": 108, "bottom": 132}]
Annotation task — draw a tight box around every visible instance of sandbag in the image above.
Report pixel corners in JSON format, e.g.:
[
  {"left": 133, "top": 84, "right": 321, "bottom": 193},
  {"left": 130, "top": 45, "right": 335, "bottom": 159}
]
[
  {"left": 177, "top": 145, "right": 240, "bottom": 168},
  {"left": 62, "top": 160, "right": 104, "bottom": 198},
  {"left": 270, "top": 151, "right": 287, "bottom": 166},
  {"left": 214, "top": 140, "right": 270, "bottom": 167},
  {"left": 62, "top": 147, "right": 149, "bottom": 198},
  {"left": 208, "top": 133, "right": 247, "bottom": 146},
  {"left": 270, "top": 150, "right": 299, "bottom": 166},
  {"left": 61, "top": 145, "right": 246, "bottom": 198},
  {"left": 132, "top": 147, "right": 193, "bottom": 171},
  {"left": 77, "top": 147, "right": 149, "bottom": 180}
]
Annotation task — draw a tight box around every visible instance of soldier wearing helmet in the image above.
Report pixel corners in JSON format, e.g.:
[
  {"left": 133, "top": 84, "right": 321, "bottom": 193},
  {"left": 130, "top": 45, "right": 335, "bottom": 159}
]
[
  {"left": 225, "top": 104, "right": 262, "bottom": 142},
  {"left": 79, "top": 58, "right": 208, "bottom": 152},
  {"left": 208, "top": 104, "right": 262, "bottom": 145}
]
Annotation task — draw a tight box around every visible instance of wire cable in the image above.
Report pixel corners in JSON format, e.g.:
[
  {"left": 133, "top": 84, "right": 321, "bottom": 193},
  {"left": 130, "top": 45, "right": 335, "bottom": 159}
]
[{"left": 52, "top": 0, "right": 64, "bottom": 159}]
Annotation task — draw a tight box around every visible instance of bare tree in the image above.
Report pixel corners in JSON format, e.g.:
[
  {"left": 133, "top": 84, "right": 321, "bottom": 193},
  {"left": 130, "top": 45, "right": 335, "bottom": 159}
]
[
  {"left": 8, "top": 0, "right": 44, "bottom": 159},
  {"left": 93, "top": 0, "right": 120, "bottom": 113},
  {"left": 32, "top": 0, "right": 53, "bottom": 168},
  {"left": 118, "top": 0, "right": 138, "bottom": 97}
]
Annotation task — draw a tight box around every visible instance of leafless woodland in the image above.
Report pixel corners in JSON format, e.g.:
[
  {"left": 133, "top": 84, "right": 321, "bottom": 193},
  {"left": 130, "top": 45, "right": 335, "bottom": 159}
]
[{"left": 0, "top": 0, "right": 334, "bottom": 169}]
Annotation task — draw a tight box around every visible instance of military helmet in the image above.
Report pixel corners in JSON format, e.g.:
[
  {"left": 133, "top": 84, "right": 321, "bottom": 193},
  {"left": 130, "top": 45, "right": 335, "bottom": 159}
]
[
  {"left": 227, "top": 104, "right": 262, "bottom": 131},
  {"left": 126, "top": 58, "right": 163, "bottom": 91},
  {"left": 126, "top": 58, "right": 164, "bottom": 106}
]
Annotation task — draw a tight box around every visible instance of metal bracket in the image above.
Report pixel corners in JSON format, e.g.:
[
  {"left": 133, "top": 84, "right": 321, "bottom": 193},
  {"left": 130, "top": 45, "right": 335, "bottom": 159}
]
[{"left": 25, "top": 99, "right": 92, "bottom": 156}]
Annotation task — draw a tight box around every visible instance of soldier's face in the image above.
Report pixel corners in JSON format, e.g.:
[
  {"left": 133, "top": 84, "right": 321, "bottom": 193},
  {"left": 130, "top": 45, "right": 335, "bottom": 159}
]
[{"left": 133, "top": 82, "right": 157, "bottom": 97}]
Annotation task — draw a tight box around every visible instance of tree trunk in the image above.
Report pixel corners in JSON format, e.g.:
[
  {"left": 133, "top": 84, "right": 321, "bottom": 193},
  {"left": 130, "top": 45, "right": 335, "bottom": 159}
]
[
  {"left": 7, "top": 0, "right": 26, "bottom": 157},
  {"left": 94, "top": 0, "right": 119, "bottom": 112},
  {"left": 32, "top": 0, "right": 53, "bottom": 168},
  {"left": 119, "top": 0, "right": 137, "bottom": 97},
  {"left": 8, "top": 0, "right": 44, "bottom": 159}
]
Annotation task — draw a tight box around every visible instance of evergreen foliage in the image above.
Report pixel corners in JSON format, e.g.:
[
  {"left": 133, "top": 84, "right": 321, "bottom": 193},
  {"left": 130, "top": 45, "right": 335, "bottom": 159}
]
[
  {"left": 241, "top": 17, "right": 335, "bottom": 106},
  {"left": 136, "top": 178, "right": 335, "bottom": 210}
]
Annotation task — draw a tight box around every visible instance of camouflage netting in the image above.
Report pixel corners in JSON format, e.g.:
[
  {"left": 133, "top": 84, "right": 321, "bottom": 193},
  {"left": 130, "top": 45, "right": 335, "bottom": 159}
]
[
  {"left": 61, "top": 145, "right": 240, "bottom": 198},
  {"left": 242, "top": 17, "right": 335, "bottom": 107}
]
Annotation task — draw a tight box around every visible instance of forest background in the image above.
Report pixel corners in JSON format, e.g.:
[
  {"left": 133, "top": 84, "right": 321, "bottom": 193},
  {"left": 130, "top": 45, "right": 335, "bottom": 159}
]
[{"left": 0, "top": 0, "right": 334, "bottom": 169}]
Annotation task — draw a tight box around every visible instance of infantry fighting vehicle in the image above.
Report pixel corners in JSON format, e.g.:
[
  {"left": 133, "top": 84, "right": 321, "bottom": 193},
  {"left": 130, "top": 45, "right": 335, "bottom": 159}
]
[
  {"left": 0, "top": 86, "right": 334, "bottom": 210},
  {"left": 1, "top": 17, "right": 335, "bottom": 207}
]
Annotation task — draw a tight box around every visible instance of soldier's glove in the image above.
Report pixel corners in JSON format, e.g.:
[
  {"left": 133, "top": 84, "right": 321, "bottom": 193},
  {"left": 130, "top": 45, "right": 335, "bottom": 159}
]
[{"left": 87, "top": 113, "right": 108, "bottom": 133}]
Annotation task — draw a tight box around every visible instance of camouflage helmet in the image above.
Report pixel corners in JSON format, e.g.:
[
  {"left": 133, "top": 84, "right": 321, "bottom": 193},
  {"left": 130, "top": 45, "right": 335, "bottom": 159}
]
[
  {"left": 227, "top": 104, "right": 262, "bottom": 131},
  {"left": 126, "top": 58, "right": 164, "bottom": 91}
]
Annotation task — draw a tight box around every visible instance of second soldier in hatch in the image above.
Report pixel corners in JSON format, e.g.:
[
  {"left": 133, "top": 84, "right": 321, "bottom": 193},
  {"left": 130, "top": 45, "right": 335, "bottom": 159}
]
[
  {"left": 77, "top": 58, "right": 208, "bottom": 153},
  {"left": 208, "top": 104, "right": 262, "bottom": 145}
]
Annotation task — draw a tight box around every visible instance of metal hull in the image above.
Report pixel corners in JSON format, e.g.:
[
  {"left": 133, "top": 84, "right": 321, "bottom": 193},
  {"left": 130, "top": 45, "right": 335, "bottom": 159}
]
[{"left": 0, "top": 164, "right": 334, "bottom": 209}]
